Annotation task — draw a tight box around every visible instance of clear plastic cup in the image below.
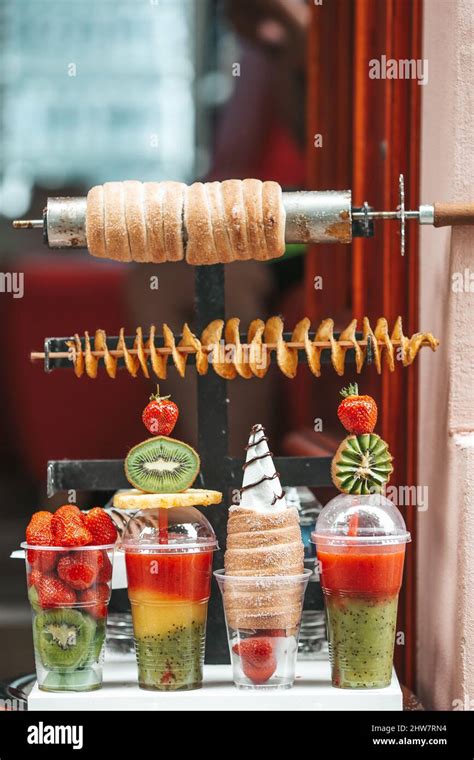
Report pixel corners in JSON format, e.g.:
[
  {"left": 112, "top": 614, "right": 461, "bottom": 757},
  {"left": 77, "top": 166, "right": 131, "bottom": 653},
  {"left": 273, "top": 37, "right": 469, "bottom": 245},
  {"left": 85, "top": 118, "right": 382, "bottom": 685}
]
[
  {"left": 121, "top": 506, "right": 218, "bottom": 691},
  {"left": 311, "top": 493, "right": 411, "bottom": 689},
  {"left": 214, "top": 569, "right": 312, "bottom": 690},
  {"left": 21, "top": 542, "right": 115, "bottom": 692}
]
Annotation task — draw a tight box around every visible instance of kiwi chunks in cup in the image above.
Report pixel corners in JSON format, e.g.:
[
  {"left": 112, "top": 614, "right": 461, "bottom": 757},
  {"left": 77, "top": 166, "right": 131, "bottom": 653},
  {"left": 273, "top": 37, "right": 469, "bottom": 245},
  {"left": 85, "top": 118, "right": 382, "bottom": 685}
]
[
  {"left": 125, "top": 436, "right": 200, "bottom": 494},
  {"left": 331, "top": 433, "right": 393, "bottom": 495},
  {"left": 34, "top": 608, "right": 96, "bottom": 671}
]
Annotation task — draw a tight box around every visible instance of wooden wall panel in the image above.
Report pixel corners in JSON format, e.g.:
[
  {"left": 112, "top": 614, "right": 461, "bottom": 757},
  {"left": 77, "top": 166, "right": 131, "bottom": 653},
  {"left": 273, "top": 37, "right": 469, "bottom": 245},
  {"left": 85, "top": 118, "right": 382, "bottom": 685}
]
[
  {"left": 305, "top": 0, "right": 354, "bottom": 323},
  {"left": 305, "top": 0, "right": 422, "bottom": 690}
]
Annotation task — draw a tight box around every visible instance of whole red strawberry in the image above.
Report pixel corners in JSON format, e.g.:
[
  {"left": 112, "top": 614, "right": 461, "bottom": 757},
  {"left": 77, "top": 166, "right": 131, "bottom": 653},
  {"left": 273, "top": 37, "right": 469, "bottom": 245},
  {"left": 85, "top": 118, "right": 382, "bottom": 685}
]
[
  {"left": 51, "top": 505, "right": 92, "bottom": 547},
  {"left": 79, "top": 584, "right": 109, "bottom": 619},
  {"left": 83, "top": 508, "right": 117, "bottom": 546},
  {"left": 142, "top": 386, "right": 179, "bottom": 436},
  {"left": 27, "top": 551, "right": 59, "bottom": 573},
  {"left": 26, "top": 511, "right": 53, "bottom": 544},
  {"left": 337, "top": 382, "right": 378, "bottom": 435},
  {"left": 57, "top": 551, "right": 103, "bottom": 590},
  {"left": 98, "top": 551, "right": 113, "bottom": 583},
  {"left": 28, "top": 567, "right": 43, "bottom": 588},
  {"left": 26, "top": 511, "right": 58, "bottom": 572},
  {"left": 37, "top": 575, "right": 76, "bottom": 608},
  {"left": 56, "top": 504, "right": 82, "bottom": 519},
  {"left": 232, "top": 637, "right": 277, "bottom": 684}
]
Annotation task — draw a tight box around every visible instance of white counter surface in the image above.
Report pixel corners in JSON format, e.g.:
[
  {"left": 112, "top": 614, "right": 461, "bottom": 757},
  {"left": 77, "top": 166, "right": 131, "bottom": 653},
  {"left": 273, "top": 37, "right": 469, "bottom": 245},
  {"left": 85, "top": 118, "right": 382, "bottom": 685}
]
[{"left": 28, "top": 655, "right": 402, "bottom": 711}]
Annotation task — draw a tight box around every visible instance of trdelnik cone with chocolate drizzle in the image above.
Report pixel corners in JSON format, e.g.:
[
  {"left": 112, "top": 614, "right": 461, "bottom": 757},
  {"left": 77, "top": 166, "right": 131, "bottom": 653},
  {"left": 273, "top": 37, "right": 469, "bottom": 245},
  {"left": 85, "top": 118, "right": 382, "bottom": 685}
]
[{"left": 223, "top": 424, "right": 304, "bottom": 629}]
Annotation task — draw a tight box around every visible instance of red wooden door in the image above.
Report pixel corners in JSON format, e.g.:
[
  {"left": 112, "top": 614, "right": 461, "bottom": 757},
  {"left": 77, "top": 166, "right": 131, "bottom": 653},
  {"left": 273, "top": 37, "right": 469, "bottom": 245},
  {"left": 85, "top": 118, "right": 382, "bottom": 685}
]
[{"left": 305, "top": 0, "right": 422, "bottom": 690}]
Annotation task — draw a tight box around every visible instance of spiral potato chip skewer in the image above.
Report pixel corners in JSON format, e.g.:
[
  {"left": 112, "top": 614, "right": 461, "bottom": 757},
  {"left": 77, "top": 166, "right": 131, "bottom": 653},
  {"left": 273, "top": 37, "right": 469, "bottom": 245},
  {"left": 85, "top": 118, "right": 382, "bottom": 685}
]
[{"left": 58, "top": 316, "right": 439, "bottom": 380}]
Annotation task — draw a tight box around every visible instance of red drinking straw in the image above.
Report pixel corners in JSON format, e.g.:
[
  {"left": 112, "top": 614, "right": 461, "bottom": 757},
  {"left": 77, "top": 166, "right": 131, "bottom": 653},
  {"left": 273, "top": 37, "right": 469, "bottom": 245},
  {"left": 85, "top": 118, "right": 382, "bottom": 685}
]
[
  {"left": 348, "top": 512, "right": 359, "bottom": 536},
  {"left": 159, "top": 508, "right": 169, "bottom": 544}
]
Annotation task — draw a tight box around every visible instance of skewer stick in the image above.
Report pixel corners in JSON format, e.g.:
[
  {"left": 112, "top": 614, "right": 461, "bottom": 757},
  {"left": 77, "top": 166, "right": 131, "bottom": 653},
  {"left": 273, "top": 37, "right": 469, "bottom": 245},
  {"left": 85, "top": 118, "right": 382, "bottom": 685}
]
[{"left": 30, "top": 339, "right": 436, "bottom": 363}]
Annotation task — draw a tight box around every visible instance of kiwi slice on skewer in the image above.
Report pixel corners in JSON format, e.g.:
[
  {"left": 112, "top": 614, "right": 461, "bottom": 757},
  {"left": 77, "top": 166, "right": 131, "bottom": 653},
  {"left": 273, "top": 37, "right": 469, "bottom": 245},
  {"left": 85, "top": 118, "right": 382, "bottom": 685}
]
[
  {"left": 125, "top": 436, "right": 200, "bottom": 494},
  {"left": 331, "top": 433, "right": 393, "bottom": 495}
]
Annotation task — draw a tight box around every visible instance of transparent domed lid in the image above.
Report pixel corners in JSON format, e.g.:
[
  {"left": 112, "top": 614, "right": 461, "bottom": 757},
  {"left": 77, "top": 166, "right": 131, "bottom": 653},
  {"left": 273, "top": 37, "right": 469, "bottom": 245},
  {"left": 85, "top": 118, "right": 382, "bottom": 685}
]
[
  {"left": 121, "top": 507, "right": 218, "bottom": 553},
  {"left": 311, "top": 493, "right": 411, "bottom": 546}
]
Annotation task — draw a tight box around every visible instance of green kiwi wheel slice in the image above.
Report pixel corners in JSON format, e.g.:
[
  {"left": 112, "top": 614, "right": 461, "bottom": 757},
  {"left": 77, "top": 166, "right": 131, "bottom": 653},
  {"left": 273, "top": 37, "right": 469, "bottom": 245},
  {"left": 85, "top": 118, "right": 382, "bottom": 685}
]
[
  {"left": 331, "top": 433, "right": 393, "bottom": 495},
  {"left": 28, "top": 584, "right": 40, "bottom": 613},
  {"left": 34, "top": 608, "right": 96, "bottom": 672},
  {"left": 125, "top": 436, "right": 200, "bottom": 494},
  {"left": 80, "top": 617, "right": 106, "bottom": 667}
]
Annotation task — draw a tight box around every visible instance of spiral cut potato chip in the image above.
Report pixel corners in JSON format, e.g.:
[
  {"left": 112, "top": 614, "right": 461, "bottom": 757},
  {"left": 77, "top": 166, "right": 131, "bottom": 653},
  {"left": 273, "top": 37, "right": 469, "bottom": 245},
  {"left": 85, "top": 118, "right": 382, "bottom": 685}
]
[{"left": 65, "top": 316, "right": 439, "bottom": 380}]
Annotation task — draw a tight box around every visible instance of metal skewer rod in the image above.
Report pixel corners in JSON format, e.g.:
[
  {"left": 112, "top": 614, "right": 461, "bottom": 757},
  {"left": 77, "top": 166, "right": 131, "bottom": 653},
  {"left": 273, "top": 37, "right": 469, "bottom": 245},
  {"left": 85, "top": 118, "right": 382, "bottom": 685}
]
[
  {"left": 12, "top": 219, "right": 44, "bottom": 229},
  {"left": 15, "top": 211, "right": 421, "bottom": 225},
  {"left": 15, "top": 210, "right": 422, "bottom": 224},
  {"left": 30, "top": 338, "right": 436, "bottom": 363},
  {"left": 351, "top": 210, "right": 420, "bottom": 220}
]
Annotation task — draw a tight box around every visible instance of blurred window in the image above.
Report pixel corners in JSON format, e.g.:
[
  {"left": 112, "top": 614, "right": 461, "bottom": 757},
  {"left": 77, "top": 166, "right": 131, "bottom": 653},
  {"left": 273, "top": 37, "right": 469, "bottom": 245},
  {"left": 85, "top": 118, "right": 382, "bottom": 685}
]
[{"left": 0, "top": 0, "right": 197, "bottom": 217}]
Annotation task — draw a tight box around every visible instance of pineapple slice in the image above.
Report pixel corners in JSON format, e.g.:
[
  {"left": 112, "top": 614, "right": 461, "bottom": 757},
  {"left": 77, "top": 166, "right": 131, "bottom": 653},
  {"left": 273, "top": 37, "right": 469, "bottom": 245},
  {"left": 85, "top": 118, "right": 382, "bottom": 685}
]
[{"left": 113, "top": 488, "right": 222, "bottom": 510}]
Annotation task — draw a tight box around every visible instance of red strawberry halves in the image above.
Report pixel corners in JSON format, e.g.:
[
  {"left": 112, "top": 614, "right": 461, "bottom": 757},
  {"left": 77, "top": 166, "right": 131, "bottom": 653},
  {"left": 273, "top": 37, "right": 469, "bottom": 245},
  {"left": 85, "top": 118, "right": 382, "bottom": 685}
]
[
  {"left": 337, "top": 382, "right": 378, "bottom": 435},
  {"left": 142, "top": 386, "right": 179, "bottom": 437}
]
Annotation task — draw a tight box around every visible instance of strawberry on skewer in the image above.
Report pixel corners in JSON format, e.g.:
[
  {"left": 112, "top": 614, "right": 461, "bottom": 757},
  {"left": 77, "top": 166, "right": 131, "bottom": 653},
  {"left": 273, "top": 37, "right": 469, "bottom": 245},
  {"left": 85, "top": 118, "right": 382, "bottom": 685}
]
[
  {"left": 337, "top": 382, "right": 378, "bottom": 435},
  {"left": 142, "top": 386, "right": 179, "bottom": 437},
  {"left": 332, "top": 383, "right": 393, "bottom": 494}
]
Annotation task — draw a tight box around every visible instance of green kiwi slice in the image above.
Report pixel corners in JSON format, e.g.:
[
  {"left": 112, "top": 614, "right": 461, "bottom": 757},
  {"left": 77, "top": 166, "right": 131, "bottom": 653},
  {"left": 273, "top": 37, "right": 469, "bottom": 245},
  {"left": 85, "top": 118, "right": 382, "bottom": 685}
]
[
  {"left": 82, "top": 617, "right": 106, "bottom": 666},
  {"left": 34, "top": 609, "right": 96, "bottom": 672},
  {"left": 125, "top": 436, "right": 200, "bottom": 494},
  {"left": 331, "top": 433, "right": 393, "bottom": 495},
  {"left": 28, "top": 585, "right": 40, "bottom": 613}
]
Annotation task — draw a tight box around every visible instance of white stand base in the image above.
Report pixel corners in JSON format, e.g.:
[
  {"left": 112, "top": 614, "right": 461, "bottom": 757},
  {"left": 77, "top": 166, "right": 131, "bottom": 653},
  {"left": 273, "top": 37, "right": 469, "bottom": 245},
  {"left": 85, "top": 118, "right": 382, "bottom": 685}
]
[{"left": 28, "top": 654, "right": 403, "bottom": 711}]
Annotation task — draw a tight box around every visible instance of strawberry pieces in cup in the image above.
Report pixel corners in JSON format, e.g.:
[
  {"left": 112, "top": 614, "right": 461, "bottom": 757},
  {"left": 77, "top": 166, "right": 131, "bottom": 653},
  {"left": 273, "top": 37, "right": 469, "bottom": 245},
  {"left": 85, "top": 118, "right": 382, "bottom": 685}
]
[
  {"left": 25, "top": 505, "right": 116, "bottom": 612},
  {"left": 232, "top": 636, "right": 277, "bottom": 685}
]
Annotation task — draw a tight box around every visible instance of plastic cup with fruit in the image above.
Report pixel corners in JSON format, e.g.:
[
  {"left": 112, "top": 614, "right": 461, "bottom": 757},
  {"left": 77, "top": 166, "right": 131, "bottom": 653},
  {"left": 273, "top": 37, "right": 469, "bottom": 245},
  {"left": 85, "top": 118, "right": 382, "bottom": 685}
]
[
  {"left": 22, "top": 504, "right": 118, "bottom": 692},
  {"left": 313, "top": 382, "right": 410, "bottom": 689},
  {"left": 214, "top": 570, "right": 312, "bottom": 690}
]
